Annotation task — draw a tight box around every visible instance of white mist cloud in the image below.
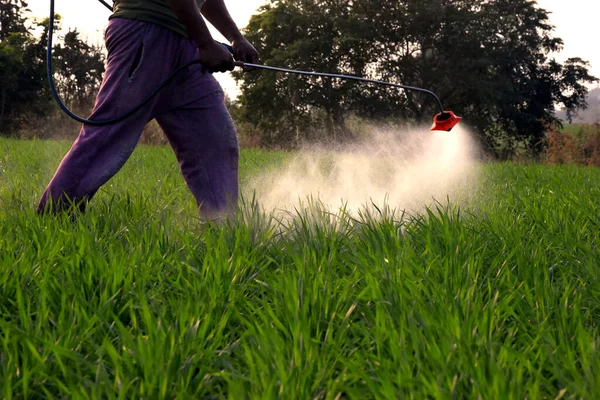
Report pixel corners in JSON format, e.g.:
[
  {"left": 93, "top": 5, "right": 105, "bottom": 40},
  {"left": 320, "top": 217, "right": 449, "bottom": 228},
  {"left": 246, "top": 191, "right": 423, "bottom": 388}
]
[{"left": 245, "top": 124, "right": 480, "bottom": 217}]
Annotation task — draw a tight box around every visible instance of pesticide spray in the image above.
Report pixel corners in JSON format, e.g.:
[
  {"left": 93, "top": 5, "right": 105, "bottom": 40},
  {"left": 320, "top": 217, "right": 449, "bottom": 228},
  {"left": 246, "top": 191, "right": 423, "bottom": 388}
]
[{"left": 245, "top": 123, "right": 479, "bottom": 218}]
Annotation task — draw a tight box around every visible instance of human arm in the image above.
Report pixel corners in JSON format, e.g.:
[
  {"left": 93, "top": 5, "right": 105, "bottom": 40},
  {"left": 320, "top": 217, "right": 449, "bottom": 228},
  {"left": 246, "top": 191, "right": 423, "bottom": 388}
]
[
  {"left": 200, "top": 0, "right": 260, "bottom": 65},
  {"left": 165, "top": 0, "right": 234, "bottom": 72}
]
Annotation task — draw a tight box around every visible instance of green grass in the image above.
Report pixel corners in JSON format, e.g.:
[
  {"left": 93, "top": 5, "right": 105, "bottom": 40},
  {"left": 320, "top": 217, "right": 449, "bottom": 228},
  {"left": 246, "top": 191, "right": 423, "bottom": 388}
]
[{"left": 1, "top": 137, "right": 600, "bottom": 399}]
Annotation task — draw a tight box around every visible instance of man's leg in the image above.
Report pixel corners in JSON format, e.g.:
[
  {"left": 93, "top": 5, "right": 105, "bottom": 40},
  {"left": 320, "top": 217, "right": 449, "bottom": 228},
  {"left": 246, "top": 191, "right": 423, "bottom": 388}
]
[
  {"left": 155, "top": 71, "right": 239, "bottom": 222},
  {"left": 38, "top": 19, "right": 184, "bottom": 214}
]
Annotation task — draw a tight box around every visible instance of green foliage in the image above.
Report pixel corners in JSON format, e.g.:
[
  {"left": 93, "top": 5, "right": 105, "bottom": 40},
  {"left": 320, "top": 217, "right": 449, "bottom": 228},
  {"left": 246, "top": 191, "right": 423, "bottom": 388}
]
[
  {"left": 233, "top": 0, "right": 390, "bottom": 146},
  {"left": 234, "top": 0, "right": 597, "bottom": 152},
  {"left": 51, "top": 28, "right": 105, "bottom": 109},
  {"left": 0, "top": 0, "right": 105, "bottom": 135},
  {"left": 0, "top": 0, "right": 28, "bottom": 40},
  {"left": 1, "top": 137, "right": 600, "bottom": 397},
  {"left": 0, "top": 0, "right": 50, "bottom": 132}
]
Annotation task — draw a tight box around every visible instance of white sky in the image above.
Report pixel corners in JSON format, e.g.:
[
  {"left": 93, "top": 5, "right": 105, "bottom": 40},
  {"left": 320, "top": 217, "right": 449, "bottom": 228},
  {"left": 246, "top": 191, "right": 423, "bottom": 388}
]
[{"left": 27, "top": 0, "right": 600, "bottom": 98}]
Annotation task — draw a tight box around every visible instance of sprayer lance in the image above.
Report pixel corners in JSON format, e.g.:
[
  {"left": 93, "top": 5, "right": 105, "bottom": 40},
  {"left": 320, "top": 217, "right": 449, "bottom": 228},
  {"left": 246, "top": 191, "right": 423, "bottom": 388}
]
[{"left": 234, "top": 61, "right": 462, "bottom": 132}]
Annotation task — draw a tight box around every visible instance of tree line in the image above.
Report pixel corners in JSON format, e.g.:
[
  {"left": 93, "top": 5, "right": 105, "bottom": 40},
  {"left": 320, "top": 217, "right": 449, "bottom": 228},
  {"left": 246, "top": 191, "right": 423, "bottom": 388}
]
[{"left": 0, "top": 0, "right": 104, "bottom": 135}]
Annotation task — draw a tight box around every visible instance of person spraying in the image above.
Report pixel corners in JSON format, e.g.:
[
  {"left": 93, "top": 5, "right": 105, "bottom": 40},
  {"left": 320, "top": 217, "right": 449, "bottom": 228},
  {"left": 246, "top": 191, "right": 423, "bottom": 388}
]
[{"left": 38, "top": 0, "right": 259, "bottom": 223}]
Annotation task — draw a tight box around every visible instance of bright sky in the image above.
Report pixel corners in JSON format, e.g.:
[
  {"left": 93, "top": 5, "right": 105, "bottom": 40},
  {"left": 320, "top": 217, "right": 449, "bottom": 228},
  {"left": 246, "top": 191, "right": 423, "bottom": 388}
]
[{"left": 27, "top": 0, "right": 600, "bottom": 98}]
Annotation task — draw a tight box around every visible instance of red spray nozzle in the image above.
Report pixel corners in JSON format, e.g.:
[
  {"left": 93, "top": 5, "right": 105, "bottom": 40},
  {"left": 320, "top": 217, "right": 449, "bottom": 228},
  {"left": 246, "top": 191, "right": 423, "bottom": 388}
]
[{"left": 431, "top": 111, "right": 462, "bottom": 132}]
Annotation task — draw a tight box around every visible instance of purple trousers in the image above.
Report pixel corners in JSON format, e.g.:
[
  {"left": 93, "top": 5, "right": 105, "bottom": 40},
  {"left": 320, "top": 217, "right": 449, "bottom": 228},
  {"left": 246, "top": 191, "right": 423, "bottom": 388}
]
[{"left": 38, "top": 18, "right": 239, "bottom": 220}]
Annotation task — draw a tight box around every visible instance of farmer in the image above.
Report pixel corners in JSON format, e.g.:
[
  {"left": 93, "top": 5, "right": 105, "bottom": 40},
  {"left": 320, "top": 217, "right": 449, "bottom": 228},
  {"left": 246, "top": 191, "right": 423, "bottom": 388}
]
[{"left": 37, "top": 0, "right": 259, "bottom": 222}]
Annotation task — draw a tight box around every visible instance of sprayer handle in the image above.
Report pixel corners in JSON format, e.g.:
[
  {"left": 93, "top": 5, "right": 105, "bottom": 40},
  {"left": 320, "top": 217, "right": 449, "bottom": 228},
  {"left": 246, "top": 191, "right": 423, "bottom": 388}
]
[
  {"left": 220, "top": 42, "right": 234, "bottom": 54},
  {"left": 218, "top": 42, "right": 249, "bottom": 69}
]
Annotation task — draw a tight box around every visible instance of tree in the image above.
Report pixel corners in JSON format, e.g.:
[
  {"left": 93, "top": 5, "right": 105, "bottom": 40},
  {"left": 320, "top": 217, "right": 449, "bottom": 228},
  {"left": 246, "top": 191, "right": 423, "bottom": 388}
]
[
  {"left": 52, "top": 28, "right": 105, "bottom": 109},
  {"left": 234, "top": 0, "right": 597, "bottom": 153},
  {"left": 0, "top": 0, "right": 104, "bottom": 135},
  {"left": 233, "top": 0, "right": 391, "bottom": 145},
  {"left": 0, "top": 3, "right": 49, "bottom": 132},
  {"left": 0, "top": 0, "right": 28, "bottom": 39},
  {"left": 556, "top": 88, "right": 600, "bottom": 125}
]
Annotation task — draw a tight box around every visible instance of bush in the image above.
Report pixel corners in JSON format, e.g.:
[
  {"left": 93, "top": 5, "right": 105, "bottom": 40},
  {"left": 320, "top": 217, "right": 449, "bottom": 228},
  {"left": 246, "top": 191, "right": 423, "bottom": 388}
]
[{"left": 544, "top": 124, "right": 600, "bottom": 166}]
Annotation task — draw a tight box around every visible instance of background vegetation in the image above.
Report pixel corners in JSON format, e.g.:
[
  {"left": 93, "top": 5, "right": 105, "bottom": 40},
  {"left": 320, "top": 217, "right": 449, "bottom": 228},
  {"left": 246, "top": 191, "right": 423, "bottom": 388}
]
[
  {"left": 1, "top": 0, "right": 598, "bottom": 159},
  {"left": 0, "top": 0, "right": 104, "bottom": 136}
]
